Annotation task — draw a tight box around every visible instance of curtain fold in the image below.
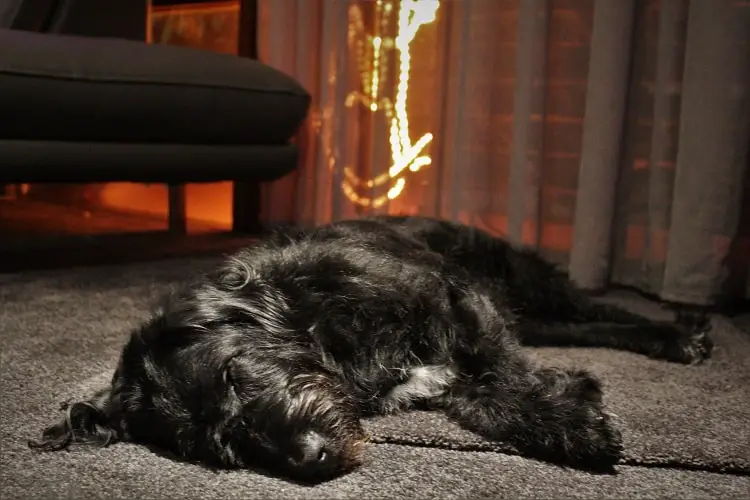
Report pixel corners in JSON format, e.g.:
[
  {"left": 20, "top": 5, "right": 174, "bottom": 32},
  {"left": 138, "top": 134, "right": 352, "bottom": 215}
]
[
  {"left": 257, "top": 0, "right": 750, "bottom": 306},
  {"left": 506, "top": 0, "right": 548, "bottom": 248},
  {"left": 568, "top": 0, "right": 636, "bottom": 291},
  {"left": 642, "top": 0, "right": 688, "bottom": 296},
  {"left": 659, "top": 0, "right": 750, "bottom": 305}
]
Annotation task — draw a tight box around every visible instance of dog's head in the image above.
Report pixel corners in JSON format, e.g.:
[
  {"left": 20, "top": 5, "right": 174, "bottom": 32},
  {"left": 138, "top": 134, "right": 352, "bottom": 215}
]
[{"left": 29, "top": 264, "right": 367, "bottom": 484}]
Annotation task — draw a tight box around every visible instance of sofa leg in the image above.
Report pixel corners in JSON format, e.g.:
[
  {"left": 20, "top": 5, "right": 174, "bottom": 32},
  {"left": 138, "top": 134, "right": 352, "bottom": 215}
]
[
  {"left": 168, "top": 184, "right": 187, "bottom": 234},
  {"left": 232, "top": 181, "right": 262, "bottom": 234},
  {"left": 233, "top": 0, "right": 262, "bottom": 237}
]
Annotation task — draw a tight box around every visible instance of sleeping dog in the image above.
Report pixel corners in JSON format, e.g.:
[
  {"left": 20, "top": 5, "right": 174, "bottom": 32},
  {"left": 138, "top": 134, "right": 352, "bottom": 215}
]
[{"left": 29, "top": 216, "right": 712, "bottom": 483}]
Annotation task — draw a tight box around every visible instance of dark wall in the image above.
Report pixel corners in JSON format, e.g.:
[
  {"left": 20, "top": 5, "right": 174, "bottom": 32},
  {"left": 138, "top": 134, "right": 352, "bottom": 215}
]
[{"left": 10, "top": 0, "right": 148, "bottom": 41}]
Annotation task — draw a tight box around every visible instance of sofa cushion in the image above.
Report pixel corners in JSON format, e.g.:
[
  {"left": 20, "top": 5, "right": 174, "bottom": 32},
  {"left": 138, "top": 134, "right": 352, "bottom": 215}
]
[{"left": 0, "top": 28, "right": 310, "bottom": 145}]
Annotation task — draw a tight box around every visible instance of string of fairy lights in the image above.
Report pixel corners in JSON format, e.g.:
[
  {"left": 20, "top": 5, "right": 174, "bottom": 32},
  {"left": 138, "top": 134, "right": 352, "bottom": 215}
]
[{"left": 338, "top": 0, "right": 440, "bottom": 208}]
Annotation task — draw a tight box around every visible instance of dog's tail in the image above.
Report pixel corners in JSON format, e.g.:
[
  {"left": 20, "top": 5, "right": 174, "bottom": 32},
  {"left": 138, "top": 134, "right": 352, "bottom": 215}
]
[{"left": 28, "top": 386, "right": 122, "bottom": 452}]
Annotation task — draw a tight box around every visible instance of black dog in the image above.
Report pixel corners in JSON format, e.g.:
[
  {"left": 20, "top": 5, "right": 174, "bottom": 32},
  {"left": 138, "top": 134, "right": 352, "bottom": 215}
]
[{"left": 29, "top": 216, "right": 713, "bottom": 483}]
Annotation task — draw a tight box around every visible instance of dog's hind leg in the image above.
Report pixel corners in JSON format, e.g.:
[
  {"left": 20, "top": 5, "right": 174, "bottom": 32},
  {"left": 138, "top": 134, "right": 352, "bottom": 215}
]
[
  {"left": 386, "top": 216, "right": 713, "bottom": 363},
  {"left": 490, "top": 241, "right": 713, "bottom": 363},
  {"left": 506, "top": 263, "right": 714, "bottom": 363},
  {"left": 475, "top": 238, "right": 713, "bottom": 363},
  {"left": 514, "top": 319, "right": 713, "bottom": 364}
]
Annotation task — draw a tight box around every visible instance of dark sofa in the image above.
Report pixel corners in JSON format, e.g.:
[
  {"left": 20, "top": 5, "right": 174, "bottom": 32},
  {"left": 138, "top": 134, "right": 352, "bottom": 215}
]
[{"left": 0, "top": 0, "right": 310, "bottom": 233}]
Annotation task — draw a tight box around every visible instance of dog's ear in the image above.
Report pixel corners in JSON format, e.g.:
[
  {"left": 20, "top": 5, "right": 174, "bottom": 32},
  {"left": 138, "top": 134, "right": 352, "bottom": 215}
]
[{"left": 28, "top": 386, "right": 123, "bottom": 452}]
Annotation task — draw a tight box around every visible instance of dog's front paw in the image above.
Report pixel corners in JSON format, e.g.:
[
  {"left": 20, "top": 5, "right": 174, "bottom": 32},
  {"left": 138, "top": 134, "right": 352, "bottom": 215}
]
[
  {"left": 661, "top": 313, "right": 714, "bottom": 365},
  {"left": 539, "top": 401, "right": 624, "bottom": 473},
  {"left": 563, "top": 376, "right": 623, "bottom": 472},
  {"left": 530, "top": 369, "right": 624, "bottom": 472},
  {"left": 572, "top": 405, "right": 624, "bottom": 472}
]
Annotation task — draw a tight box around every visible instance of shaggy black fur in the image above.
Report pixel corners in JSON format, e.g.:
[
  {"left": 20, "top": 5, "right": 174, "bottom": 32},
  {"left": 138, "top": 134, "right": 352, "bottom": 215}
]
[{"left": 29, "top": 216, "right": 713, "bottom": 483}]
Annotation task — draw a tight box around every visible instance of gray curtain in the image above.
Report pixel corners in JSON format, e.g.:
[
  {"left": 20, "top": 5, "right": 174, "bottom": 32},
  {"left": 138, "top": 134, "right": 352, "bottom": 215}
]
[{"left": 257, "top": 0, "right": 750, "bottom": 306}]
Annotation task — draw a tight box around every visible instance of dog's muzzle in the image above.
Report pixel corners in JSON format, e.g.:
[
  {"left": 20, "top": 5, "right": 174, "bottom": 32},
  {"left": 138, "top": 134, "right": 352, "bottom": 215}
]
[
  {"left": 285, "top": 429, "right": 367, "bottom": 482},
  {"left": 289, "top": 430, "right": 329, "bottom": 467}
]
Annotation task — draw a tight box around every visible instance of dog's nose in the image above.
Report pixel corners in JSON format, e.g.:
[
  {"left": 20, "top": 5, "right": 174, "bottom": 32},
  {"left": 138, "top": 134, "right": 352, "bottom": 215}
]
[{"left": 295, "top": 430, "right": 329, "bottom": 465}]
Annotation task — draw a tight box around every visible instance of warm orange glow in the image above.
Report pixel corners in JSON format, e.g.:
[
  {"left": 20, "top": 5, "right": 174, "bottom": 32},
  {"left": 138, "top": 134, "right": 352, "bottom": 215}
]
[
  {"left": 149, "top": 0, "right": 240, "bottom": 53},
  {"left": 98, "top": 183, "right": 233, "bottom": 231},
  {"left": 337, "top": 0, "right": 439, "bottom": 208},
  {"left": 90, "top": 0, "right": 240, "bottom": 232}
]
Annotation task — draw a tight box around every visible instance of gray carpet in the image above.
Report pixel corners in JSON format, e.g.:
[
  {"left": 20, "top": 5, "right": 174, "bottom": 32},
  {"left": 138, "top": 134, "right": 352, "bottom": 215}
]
[{"left": 1, "top": 258, "right": 749, "bottom": 499}]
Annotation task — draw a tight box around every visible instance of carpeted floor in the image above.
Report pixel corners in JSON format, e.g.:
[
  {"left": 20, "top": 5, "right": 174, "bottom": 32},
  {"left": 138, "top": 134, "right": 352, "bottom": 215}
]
[{"left": 1, "top": 257, "right": 749, "bottom": 499}]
